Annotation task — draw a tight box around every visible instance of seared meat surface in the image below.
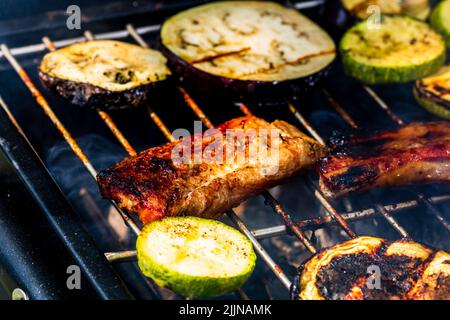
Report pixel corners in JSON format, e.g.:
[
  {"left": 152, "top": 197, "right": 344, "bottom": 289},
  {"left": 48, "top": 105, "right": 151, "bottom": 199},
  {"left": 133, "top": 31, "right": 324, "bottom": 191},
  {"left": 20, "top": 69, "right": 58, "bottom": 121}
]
[
  {"left": 98, "top": 116, "right": 325, "bottom": 224},
  {"left": 298, "top": 236, "right": 450, "bottom": 300},
  {"left": 318, "top": 122, "right": 450, "bottom": 197}
]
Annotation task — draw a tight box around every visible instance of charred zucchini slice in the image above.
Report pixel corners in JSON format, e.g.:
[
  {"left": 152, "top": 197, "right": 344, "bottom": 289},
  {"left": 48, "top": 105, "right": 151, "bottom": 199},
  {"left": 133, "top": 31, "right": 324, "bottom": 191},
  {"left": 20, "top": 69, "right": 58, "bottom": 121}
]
[
  {"left": 39, "top": 40, "right": 171, "bottom": 110},
  {"left": 340, "top": 15, "right": 446, "bottom": 84},
  {"left": 414, "top": 66, "right": 450, "bottom": 119},
  {"left": 160, "top": 1, "right": 336, "bottom": 102},
  {"left": 431, "top": 0, "right": 450, "bottom": 48},
  {"left": 341, "top": 0, "right": 430, "bottom": 20},
  {"left": 136, "top": 217, "right": 256, "bottom": 298}
]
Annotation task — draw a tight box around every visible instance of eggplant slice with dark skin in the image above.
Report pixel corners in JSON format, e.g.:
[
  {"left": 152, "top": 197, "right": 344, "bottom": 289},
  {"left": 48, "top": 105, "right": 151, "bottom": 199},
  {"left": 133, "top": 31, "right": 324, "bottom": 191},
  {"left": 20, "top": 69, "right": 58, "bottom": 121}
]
[
  {"left": 159, "top": 1, "right": 336, "bottom": 104},
  {"left": 39, "top": 40, "right": 171, "bottom": 110},
  {"left": 295, "top": 236, "right": 450, "bottom": 300}
]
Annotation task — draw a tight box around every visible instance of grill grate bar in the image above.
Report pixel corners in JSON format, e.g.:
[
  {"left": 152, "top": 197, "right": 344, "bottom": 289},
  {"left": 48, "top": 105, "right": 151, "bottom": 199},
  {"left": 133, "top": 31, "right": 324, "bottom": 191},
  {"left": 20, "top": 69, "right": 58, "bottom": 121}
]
[
  {"left": 42, "top": 36, "right": 137, "bottom": 157},
  {"left": 361, "top": 85, "right": 450, "bottom": 232},
  {"left": 125, "top": 24, "right": 295, "bottom": 289},
  {"left": 0, "top": 24, "right": 161, "bottom": 59},
  {"left": 0, "top": 44, "right": 142, "bottom": 236}
]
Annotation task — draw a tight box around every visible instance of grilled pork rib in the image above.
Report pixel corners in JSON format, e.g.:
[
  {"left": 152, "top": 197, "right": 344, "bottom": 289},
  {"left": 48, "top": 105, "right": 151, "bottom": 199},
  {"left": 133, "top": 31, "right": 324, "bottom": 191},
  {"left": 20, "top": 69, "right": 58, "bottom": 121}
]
[
  {"left": 97, "top": 116, "right": 325, "bottom": 224},
  {"left": 298, "top": 236, "right": 450, "bottom": 300},
  {"left": 318, "top": 122, "right": 450, "bottom": 197}
]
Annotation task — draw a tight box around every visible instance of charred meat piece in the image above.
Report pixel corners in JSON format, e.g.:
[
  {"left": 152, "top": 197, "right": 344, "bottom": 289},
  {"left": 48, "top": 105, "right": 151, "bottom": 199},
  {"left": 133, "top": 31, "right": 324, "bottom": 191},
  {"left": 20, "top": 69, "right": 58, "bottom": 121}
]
[
  {"left": 97, "top": 116, "right": 325, "bottom": 224},
  {"left": 318, "top": 122, "right": 450, "bottom": 197},
  {"left": 39, "top": 40, "right": 171, "bottom": 110},
  {"left": 298, "top": 236, "right": 450, "bottom": 300}
]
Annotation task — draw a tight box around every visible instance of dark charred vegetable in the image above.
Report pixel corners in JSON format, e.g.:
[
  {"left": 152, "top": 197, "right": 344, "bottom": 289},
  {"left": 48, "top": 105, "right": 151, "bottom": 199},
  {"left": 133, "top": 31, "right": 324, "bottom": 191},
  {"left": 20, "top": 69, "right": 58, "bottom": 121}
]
[
  {"left": 297, "top": 236, "right": 450, "bottom": 300},
  {"left": 160, "top": 1, "right": 336, "bottom": 104},
  {"left": 340, "top": 15, "right": 446, "bottom": 84},
  {"left": 39, "top": 40, "right": 171, "bottom": 110},
  {"left": 430, "top": 0, "right": 450, "bottom": 48},
  {"left": 414, "top": 66, "right": 450, "bottom": 120}
]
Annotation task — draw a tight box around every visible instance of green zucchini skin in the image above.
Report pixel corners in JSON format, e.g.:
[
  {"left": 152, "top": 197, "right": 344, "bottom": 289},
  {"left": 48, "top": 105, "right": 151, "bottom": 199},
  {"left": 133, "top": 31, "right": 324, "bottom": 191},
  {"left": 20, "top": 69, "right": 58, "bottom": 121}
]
[
  {"left": 431, "top": 0, "right": 450, "bottom": 48},
  {"left": 136, "top": 217, "right": 256, "bottom": 298},
  {"left": 340, "top": 16, "right": 446, "bottom": 84}
]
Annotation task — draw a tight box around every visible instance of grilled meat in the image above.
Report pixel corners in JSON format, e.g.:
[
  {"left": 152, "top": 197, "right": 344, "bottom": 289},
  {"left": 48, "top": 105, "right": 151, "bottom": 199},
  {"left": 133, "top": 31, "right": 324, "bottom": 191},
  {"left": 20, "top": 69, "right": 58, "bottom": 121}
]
[
  {"left": 97, "top": 116, "right": 326, "bottom": 224},
  {"left": 297, "top": 236, "right": 450, "bottom": 300},
  {"left": 318, "top": 122, "right": 450, "bottom": 197}
]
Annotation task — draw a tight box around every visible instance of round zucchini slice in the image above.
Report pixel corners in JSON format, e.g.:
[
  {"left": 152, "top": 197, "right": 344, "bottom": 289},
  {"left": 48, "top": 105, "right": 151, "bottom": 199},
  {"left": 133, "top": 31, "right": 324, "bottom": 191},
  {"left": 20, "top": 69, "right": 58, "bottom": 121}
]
[
  {"left": 136, "top": 217, "right": 256, "bottom": 298},
  {"left": 160, "top": 1, "right": 336, "bottom": 102},
  {"left": 39, "top": 40, "right": 171, "bottom": 110},
  {"left": 414, "top": 66, "right": 450, "bottom": 119},
  {"left": 340, "top": 15, "right": 446, "bottom": 84},
  {"left": 431, "top": 0, "right": 450, "bottom": 48}
]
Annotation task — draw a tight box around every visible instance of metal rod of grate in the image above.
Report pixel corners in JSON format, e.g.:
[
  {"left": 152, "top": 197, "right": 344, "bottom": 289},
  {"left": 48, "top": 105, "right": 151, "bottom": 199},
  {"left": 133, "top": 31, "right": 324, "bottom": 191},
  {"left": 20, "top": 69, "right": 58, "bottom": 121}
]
[
  {"left": 0, "top": 43, "right": 142, "bottom": 236},
  {"left": 176, "top": 85, "right": 318, "bottom": 252}
]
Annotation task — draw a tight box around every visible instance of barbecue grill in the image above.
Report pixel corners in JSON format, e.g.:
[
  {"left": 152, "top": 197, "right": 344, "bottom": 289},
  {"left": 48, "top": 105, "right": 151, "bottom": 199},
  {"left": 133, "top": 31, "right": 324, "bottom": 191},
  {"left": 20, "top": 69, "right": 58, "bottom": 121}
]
[{"left": 0, "top": 0, "right": 448, "bottom": 300}]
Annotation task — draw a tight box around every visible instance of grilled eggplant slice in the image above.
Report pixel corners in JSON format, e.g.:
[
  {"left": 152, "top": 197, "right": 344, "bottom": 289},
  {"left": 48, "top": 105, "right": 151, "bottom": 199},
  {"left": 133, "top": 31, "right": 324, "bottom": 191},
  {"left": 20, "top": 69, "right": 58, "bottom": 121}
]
[
  {"left": 98, "top": 116, "right": 326, "bottom": 224},
  {"left": 297, "top": 236, "right": 450, "bottom": 300},
  {"left": 414, "top": 66, "right": 450, "bottom": 119},
  {"left": 160, "top": 1, "right": 336, "bottom": 102},
  {"left": 137, "top": 217, "right": 256, "bottom": 298},
  {"left": 340, "top": 15, "right": 446, "bottom": 84},
  {"left": 39, "top": 40, "right": 171, "bottom": 110},
  {"left": 431, "top": 0, "right": 450, "bottom": 48},
  {"left": 317, "top": 122, "right": 450, "bottom": 197}
]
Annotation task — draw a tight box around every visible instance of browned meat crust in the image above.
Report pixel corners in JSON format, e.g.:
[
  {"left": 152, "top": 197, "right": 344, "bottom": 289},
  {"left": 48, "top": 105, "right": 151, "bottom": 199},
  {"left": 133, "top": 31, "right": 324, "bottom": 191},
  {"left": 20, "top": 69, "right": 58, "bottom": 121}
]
[
  {"left": 97, "top": 116, "right": 326, "bottom": 224},
  {"left": 317, "top": 122, "right": 450, "bottom": 197},
  {"left": 298, "top": 236, "right": 450, "bottom": 300}
]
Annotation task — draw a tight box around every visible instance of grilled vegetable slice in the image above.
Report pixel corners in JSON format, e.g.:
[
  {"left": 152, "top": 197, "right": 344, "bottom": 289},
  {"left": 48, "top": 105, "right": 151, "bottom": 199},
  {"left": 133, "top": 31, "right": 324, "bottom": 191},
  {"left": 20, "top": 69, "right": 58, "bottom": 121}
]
[
  {"left": 414, "top": 66, "right": 450, "bottom": 119},
  {"left": 39, "top": 40, "right": 171, "bottom": 110},
  {"left": 160, "top": 1, "right": 336, "bottom": 102},
  {"left": 431, "top": 0, "right": 450, "bottom": 48},
  {"left": 340, "top": 15, "right": 446, "bottom": 84},
  {"left": 296, "top": 236, "right": 450, "bottom": 300},
  {"left": 341, "top": 0, "right": 430, "bottom": 20},
  {"left": 136, "top": 217, "right": 256, "bottom": 298}
]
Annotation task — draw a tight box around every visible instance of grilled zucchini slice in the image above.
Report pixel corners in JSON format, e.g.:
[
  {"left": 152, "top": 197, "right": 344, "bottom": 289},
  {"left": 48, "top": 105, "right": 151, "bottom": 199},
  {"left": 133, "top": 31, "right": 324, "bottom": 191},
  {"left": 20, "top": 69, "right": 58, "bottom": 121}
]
[
  {"left": 431, "top": 0, "right": 450, "bottom": 48},
  {"left": 136, "top": 217, "right": 256, "bottom": 298},
  {"left": 340, "top": 15, "right": 446, "bottom": 84},
  {"left": 414, "top": 66, "right": 450, "bottom": 119},
  {"left": 39, "top": 40, "right": 171, "bottom": 110},
  {"left": 341, "top": 0, "right": 430, "bottom": 20}
]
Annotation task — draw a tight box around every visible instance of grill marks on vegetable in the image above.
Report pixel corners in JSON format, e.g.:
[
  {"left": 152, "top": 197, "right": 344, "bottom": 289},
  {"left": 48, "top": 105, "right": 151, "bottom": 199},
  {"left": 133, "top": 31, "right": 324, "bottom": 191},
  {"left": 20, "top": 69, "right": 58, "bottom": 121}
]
[{"left": 298, "top": 237, "right": 450, "bottom": 300}]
